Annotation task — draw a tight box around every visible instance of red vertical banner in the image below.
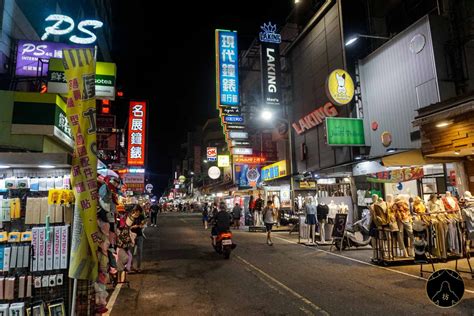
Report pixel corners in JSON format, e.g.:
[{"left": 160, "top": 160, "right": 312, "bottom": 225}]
[{"left": 127, "top": 101, "right": 147, "bottom": 166}]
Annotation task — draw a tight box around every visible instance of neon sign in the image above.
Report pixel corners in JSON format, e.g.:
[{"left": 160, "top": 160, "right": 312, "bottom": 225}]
[{"left": 42, "top": 14, "right": 103, "bottom": 45}]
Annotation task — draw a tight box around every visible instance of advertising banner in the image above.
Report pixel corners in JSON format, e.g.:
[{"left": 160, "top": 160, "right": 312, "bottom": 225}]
[
  {"left": 47, "top": 57, "right": 117, "bottom": 100},
  {"left": 123, "top": 173, "right": 145, "bottom": 192},
  {"left": 234, "top": 164, "right": 262, "bottom": 188},
  {"left": 260, "top": 42, "right": 281, "bottom": 106},
  {"left": 16, "top": 40, "right": 88, "bottom": 77},
  {"left": 63, "top": 48, "right": 99, "bottom": 280},
  {"left": 127, "top": 101, "right": 147, "bottom": 166},
  {"left": 217, "top": 155, "right": 230, "bottom": 167},
  {"left": 207, "top": 147, "right": 217, "bottom": 161},
  {"left": 367, "top": 167, "right": 424, "bottom": 183},
  {"left": 261, "top": 160, "right": 288, "bottom": 181},
  {"left": 216, "top": 30, "right": 239, "bottom": 107},
  {"left": 326, "top": 117, "right": 365, "bottom": 146}
]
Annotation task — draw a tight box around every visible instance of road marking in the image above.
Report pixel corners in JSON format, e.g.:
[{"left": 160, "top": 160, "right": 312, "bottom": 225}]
[
  {"left": 273, "top": 235, "right": 474, "bottom": 295},
  {"left": 236, "top": 255, "right": 330, "bottom": 315},
  {"left": 103, "top": 283, "right": 123, "bottom": 315}
]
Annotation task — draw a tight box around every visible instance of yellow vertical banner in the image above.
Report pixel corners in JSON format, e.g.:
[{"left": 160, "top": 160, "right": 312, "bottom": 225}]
[{"left": 63, "top": 48, "right": 99, "bottom": 280}]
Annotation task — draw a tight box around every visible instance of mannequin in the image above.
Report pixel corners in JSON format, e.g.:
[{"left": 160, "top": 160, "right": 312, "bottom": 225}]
[
  {"left": 392, "top": 195, "right": 414, "bottom": 257},
  {"left": 369, "top": 194, "right": 384, "bottom": 260},
  {"left": 273, "top": 194, "right": 281, "bottom": 226},
  {"left": 317, "top": 201, "right": 329, "bottom": 243},
  {"left": 327, "top": 200, "right": 338, "bottom": 221},
  {"left": 304, "top": 196, "right": 317, "bottom": 244},
  {"left": 442, "top": 191, "right": 460, "bottom": 212},
  {"left": 297, "top": 194, "right": 304, "bottom": 211},
  {"left": 427, "top": 194, "right": 445, "bottom": 213},
  {"left": 254, "top": 194, "right": 264, "bottom": 226}
]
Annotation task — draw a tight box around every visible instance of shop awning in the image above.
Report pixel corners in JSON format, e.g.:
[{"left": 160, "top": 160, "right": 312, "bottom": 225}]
[
  {"left": 0, "top": 152, "right": 72, "bottom": 168},
  {"left": 381, "top": 149, "right": 454, "bottom": 167}
]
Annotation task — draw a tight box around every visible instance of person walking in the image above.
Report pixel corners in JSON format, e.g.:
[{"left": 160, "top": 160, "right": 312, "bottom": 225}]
[
  {"left": 130, "top": 205, "right": 146, "bottom": 273},
  {"left": 150, "top": 202, "right": 159, "bottom": 227},
  {"left": 263, "top": 200, "right": 276, "bottom": 246},
  {"left": 202, "top": 203, "right": 209, "bottom": 229},
  {"left": 232, "top": 203, "right": 242, "bottom": 229}
]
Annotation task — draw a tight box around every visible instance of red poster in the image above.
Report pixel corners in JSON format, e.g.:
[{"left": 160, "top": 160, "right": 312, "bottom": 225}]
[{"left": 127, "top": 101, "right": 147, "bottom": 166}]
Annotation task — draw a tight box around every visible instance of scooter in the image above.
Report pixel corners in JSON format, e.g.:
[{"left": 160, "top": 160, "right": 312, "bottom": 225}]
[
  {"left": 213, "top": 230, "right": 236, "bottom": 259},
  {"left": 335, "top": 209, "right": 372, "bottom": 250}
]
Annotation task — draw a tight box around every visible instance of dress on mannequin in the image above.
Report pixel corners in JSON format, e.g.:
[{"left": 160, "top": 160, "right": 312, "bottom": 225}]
[
  {"left": 327, "top": 200, "right": 338, "bottom": 223},
  {"left": 393, "top": 196, "right": 414, "bottom": 257},
  {"left": 304, "top": 196, "right": 317, "bottom": 244},
  {"left": 442, "top": 192, "right": 460, "bottom": 212},
  {"left": 317, "top": 203, "right": 329, "bottom": 243},
  {"left": 427, "top": 194, "right": 445, "bottom": 213}
]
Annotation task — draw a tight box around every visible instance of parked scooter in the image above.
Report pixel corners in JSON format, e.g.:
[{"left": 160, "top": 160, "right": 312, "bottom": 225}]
[
  {"left": 213, "top": 230, "right": 236, "bottom": 259},
  {"left": 335, "top": 209, "right": 372, "bottom": 250}
]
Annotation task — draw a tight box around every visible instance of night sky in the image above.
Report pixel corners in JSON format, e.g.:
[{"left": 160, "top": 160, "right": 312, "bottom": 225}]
[{"left": 112, "top": 1, "right": 293, "bottom": 194}]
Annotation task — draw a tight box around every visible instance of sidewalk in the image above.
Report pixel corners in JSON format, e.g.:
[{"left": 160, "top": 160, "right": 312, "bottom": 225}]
[{"left": 271, "top": 230, "right": 474, "bottom": 291}]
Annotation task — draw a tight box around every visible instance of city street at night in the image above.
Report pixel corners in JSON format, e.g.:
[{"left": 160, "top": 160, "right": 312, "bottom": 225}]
[
  {"left": 108, "top": 213, "right": 474, "bottom": 315},
  {"left": 2, "top": 0, "right": 474, "bottom": 315}
]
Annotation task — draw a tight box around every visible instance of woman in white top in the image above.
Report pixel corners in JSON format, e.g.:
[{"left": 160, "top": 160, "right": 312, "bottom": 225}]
[{"left": 263, "top": 200, "right": 276, "bottom": 246}]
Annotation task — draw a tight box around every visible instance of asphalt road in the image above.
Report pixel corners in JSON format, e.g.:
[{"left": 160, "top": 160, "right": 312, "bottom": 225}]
[{"left": 109, "top": 213, "right": 474, "bottom": 315}]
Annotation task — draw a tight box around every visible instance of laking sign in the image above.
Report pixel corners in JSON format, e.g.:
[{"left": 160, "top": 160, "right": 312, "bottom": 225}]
[
  {"left": 292, "top": 102, "right": 338, "bottom": 135},
  {"left": 127, "top": 101, "right": 147, "bottom": 166},
  {"left": 260, "top": 22, "right": 281, "bottom": 106}
]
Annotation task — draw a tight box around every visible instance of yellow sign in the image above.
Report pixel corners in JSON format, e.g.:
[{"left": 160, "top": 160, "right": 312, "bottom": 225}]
[
  {"left": 63, "top": 48, "right": 99, "bottom": 281},
  {"left": 217, "top": 155, "right": 230, "bottom": 167},
  {"left": 262, "top": 160, "right": 288, "bottom": 181},
  {"left": 299, "top": 181, "right": 316, "bottom": 189},
  {"left": 326, "top": 69, "right": 354, "bottom": 106}
]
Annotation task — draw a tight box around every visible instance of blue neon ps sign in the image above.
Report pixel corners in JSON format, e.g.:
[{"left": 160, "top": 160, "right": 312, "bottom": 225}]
[{"left": 217, "top": 30, "right": 239, "bottom": 107}]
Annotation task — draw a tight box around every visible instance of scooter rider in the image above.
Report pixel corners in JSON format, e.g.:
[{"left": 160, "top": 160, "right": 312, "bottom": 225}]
[{"left": 211, "top": 202, "right": 232, "bottom": 246}]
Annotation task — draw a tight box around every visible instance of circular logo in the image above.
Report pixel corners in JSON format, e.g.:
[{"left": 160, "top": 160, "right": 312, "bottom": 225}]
[
  {"left": 426, "top": 269, "right": 464, "bottom": 308},
  {"left": 371, "top": 121, "right": 379, "bottom": 131},
  {"left": 208, "top": 166, "right": 221, "bottom": 180},
  {"left": 246, "top": 167, "right": 260, "bottom": 182},
  {"left": 326, "top": 69, "right": 355, "bottom": 106},
  {"left": 178, "top": 175, "right": 186, "bottom": 183},
  {"left": 145, "top": 184, "right": 153, "bottom": 192},
  {"left": 381, "top": 131, "right": 392, "bottom": 147}
]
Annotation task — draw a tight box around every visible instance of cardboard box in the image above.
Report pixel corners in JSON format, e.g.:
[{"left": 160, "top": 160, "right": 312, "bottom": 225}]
[
  {"left": 3, "top": 247, "right": 10, "bottom": 272},
  {"left": 31, "top": 228, "right": 38, "bottom": 272},
  {"left": 22, "top": 245, "right": 29, "bottom": 268},
  {"left": 39, "top": 198, "right": 49, "bottom": 224},
  {"left": 60, "top": 226, "right": 68, "bottom": 269},
  {"left": 37, "top": 228, "right": 45, "bottom": 271},
  {"left": 53, "top": 227, "right": 61, "bottom": 270},
  {"left": 45, "top": 230, "right": 53, "bottom": 271},
  {"left": 9, "top": 246, "right": 17, "bottom": 269}
]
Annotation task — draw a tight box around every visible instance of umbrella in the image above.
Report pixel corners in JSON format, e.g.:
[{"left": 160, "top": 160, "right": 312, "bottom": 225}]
[{"left": 97, "top": 168, "right": 119, "bottom": 178}]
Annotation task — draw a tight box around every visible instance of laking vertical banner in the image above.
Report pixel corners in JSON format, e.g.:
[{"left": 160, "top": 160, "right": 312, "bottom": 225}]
[
  {"left": 259, "top": 22, "right": 281, "bottom": 106},
  {"left": 63, "top": 48, "right": 99, "bottom": 280}
]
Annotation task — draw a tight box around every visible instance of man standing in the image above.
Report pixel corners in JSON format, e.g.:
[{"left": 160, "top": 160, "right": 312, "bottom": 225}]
[
  {"left": 232, "top": 203, "right": 242, "bottom": 229},
  {"left": 150, "top": 203, "right": 159, "bottom": 227}
]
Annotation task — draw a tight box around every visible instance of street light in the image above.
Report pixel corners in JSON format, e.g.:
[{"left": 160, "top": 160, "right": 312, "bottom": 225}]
[
  {"left": 345, "top": 34, "right": 391, "bottom": 46},
  {"left": 259, "top": 107, "right": 295, "bottom": 213},
  {"left": 261, "top": 109, "right": 273, "bottom": 121},
  {"left": 203, "top": 159, "right": 208, "bottom": 163}
]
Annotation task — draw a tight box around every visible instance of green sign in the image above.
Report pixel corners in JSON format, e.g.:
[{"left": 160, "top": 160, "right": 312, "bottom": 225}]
[
  {"left": 47, "top": 58, "right": 117, "bottom": 100},
  {"left": 326, "top": 117, "right": 365, "bottom": 146}
]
